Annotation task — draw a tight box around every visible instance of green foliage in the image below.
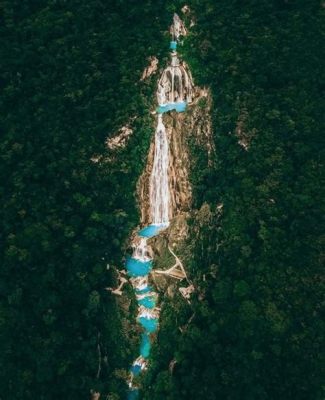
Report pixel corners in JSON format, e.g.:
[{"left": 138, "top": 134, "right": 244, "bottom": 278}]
[
  {"left": 143, "top": 1, "right": 324, "bottom": 400},
  {"left": 0, "top": 1, "right": 172, "bottom": 398},
  {"left": 1, "top": 1, "right": 323, "bottom": 399}
]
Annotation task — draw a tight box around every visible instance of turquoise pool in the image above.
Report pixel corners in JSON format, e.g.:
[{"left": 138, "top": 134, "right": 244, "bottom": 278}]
[
  {"left": 140, "top": 333, "right": 151, "bottom": 358},
  {"left": 137, "top": 295, "right": 156, "bottom": 309},
  {"left": 130, "top": 364, "right": 142, "bottom": 376},
  {"left": 138, "top": 224, "right": 168, "bottom": 238},
  {"left": 138, "top": 317, "right": 158, "bottom": 333},
  {"left": 157, "top": 101, "right": 187, "bottom": 114},
  {"left": 127, "top": 389, "right": 139, "bottom": 400},
  {"left": 126, "top": 257, "right": 152, "bottom": 277}
]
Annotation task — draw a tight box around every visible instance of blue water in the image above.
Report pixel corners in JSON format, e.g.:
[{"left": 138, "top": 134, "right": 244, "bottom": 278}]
[
  {"left": 126, "top": 24, "right": 190, "bottom": 398},
  {"left": 140, "top": 333, "right": 151, "bottom": 358},
  {"left": 138, "top": 295, "right": 156, "bottom": 309},
  {"left": 157, "top": 101, "right": 187, "bottom": 114},
  {"left": 130, "top": 364, "right": 142, "bottom": 376},
  {"left": 138, "top": 317, "right": 159, "bottom": 333},
  {"left": 138, "top": 224, "right": 168, "bottom": 238},
  {"left": 135, "top": 286, "right": 152, "bottom": 295},
  {"left": 126, "top": 257, "right": 152, "bottom": 277},
  {"left": 127, "top": 389, "right": 139, "bottom": 400}
]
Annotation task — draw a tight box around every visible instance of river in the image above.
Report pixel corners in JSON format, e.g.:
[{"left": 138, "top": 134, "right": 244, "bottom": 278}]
[{"left": 125, "top": 14, "right": 193, "bottom": 399}]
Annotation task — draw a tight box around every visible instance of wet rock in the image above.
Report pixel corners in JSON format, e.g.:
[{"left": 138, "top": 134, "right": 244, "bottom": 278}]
[{"left": 137, "top": 89, "right": 214, "bottom": 226}]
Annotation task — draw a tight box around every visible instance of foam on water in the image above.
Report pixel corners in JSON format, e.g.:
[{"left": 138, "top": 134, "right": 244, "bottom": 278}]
[
  {"left": 137, "top": 296, "right": 156, "bottom": 309},
  {"left": 135, "top": 286, "right": 152, "bottom": 295}
]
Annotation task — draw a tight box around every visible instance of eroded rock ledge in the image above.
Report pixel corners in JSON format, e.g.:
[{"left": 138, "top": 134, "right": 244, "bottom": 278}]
[{"left": 137, "top": 87, "right": 214, "bottom": 232}]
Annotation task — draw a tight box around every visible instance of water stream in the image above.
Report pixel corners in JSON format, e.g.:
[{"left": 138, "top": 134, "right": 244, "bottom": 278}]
[
  {"left": 124, "top": 14, "right": 193, "bottom": 399},
  {"left": 150, "top": 114, "right": 170, "bottom": 226}
]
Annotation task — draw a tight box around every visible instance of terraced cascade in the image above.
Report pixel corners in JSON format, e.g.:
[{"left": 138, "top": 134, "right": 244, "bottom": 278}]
[{"left": 125, "top": 14, "right": 193, "bottom": 399}]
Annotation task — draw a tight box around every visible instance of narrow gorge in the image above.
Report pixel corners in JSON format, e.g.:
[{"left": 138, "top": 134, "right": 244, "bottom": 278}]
[
  {"left": 126, "top": 14, "right": 193, "bottom": 399},
  {"left": 1, "top": 1, "right": 322, "bottom": 399},
  {"left": 1, "top": 2, "right": 322, "bottom": 399},
  {"left": 106, "top": 14, "right": 213, "bottom": 399}
]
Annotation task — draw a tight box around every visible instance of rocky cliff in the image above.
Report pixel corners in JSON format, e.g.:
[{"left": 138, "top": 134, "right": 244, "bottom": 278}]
[
  {"left": 137, "top": 87, "right": 214, "bottom": 236},
  {"left": 136, "top": 86, "right": 214, "bottom": 299}
]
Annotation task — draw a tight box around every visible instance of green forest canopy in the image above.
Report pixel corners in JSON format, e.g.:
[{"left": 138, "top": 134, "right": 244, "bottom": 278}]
[{"left": 0, "top": 1, "right": 324, "bottom": 399}]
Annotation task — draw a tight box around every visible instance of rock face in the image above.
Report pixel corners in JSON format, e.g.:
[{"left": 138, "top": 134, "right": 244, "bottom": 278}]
[
  {"left": 166, "top": 112, "right": 192, "bottom": 216},
  {"left": 157, "top": 58, "right": 194, "bottom": 104},
  {"left": 106, "top": 118, "right": 135, "bottom": 150},
  {"left": 170, "top": 13, "right": 187, "bottom": 39},
  {"left": 190, "top": 88, "right": 215, "bottom": 165},
  {"left": 141, "top": 56, "right": 159, "bottom": 81},
  {"left": 136, "top": 14, "right": 215, "bottom": 308},
  {"left": 137, "top": 87, "right": 214, "bottom": 231}
]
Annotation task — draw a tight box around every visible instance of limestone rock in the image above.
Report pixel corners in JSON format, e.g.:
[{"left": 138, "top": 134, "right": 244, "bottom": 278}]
[
  {"left": 141, "top": 56, "right": 159, "bottom": 81},
  {"left": 170, "top": 13, "right": 187, "bottom": 39},
  {"left": 137, "top": 88, "right": 214, "bottom": 227},
  {"left": 106, "top": 118, "right": 136, "bottom": 150}
]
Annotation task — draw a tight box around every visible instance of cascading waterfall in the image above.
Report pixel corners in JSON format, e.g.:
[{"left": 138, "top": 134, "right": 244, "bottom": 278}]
[
  {"left": 122, "top": 14, "right": 193, "bottom": 399},
  {"left": 149, "top": 114, "right": 170, "bottom": 226},
  {"left": 133, "top": 238, "right": 150, "bottom": 260}
]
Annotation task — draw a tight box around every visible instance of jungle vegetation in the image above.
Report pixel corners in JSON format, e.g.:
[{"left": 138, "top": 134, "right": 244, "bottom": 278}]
[
  {"left": 0, "top": 1, "right": 323, "bottom": 399},
  {"left": 143, "top": 1, "right": 324, "bottom": 400}
]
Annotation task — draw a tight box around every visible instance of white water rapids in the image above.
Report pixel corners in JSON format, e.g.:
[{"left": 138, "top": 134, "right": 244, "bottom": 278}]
[
  {"left": 133, "top": 238, "right": 150, "bottom": 261},
  {"left": 122, "top": 13, "right": 193, "bottom": 400},
  {"left": 149, "top": 114, "right": 170, "bottom": 225}
]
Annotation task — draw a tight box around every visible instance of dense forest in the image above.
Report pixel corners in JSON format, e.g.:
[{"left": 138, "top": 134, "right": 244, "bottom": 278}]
[
  {"left": 0, "top": 1, "right": 324, "bottom": 399},
  {"left": 143, "top": 1, "right": 324, "bottom": 400},
  {"left": 0, "top": 1, "right": 171, "bottom": 398}
]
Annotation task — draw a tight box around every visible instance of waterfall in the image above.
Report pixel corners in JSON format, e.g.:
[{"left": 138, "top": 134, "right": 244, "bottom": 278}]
[
  {"left": 149, "top": 114, "right": 170, "bottom": 225},
  {"left": 133, "top": 238, "right": 149, "bottom": 261},
  {"left": 122, "top": 13, "right": 194, "bottom": 400}
]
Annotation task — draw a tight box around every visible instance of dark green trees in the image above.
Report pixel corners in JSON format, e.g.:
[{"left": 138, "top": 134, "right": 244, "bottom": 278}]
[
  {"left": 143, "top": 1, "right": 324, "bottom": 399},
  {"left": 0, "top": 1, "right": 171, "bottom": 398},
  {"left": 1, "top": 1, "right": 323, "bottom": 399}
]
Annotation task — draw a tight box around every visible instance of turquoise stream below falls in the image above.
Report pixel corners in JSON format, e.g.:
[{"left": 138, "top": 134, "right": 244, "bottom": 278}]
[
  {"left": 126, "top": 112, "right": 186, "bottom": 399},
  {"left": 124, "top": 16, "right": 190, "bottom": 397},
  {"left": 126, "top": 225, "right": 162, "bottom": 399},
  {"left": 138, "top": 223, "right": 168, "bottom": 238}
]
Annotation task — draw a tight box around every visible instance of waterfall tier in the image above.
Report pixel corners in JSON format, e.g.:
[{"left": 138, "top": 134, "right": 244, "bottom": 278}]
[
  {"left": 149, "top": 114, "right": 170, "bottom": 225},
  {"left": 125, "top": 13, "right": 194, "bottom": 399},
  {"left": 157, "top": 55, "right": 193, "bottom": 105}
]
